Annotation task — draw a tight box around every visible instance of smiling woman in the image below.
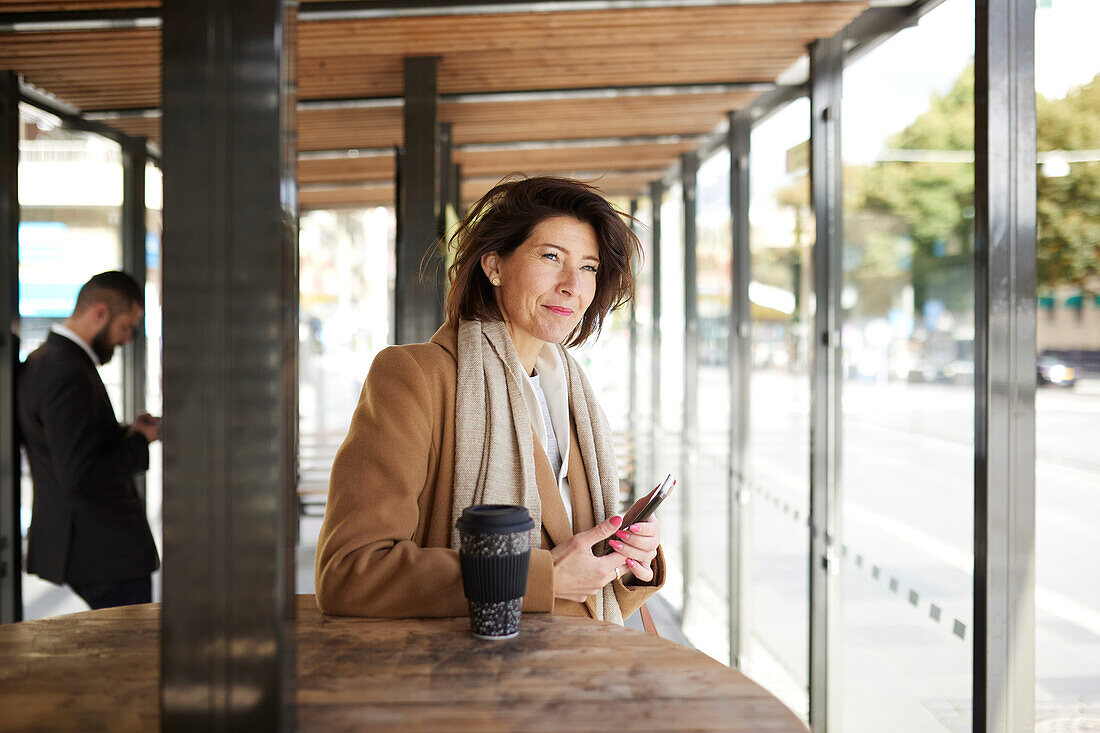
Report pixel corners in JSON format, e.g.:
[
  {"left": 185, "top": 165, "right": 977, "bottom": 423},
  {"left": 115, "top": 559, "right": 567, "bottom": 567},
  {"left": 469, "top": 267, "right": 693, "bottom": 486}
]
[{"left": 314, "top": 176, "right": 665, "bottom": 626}]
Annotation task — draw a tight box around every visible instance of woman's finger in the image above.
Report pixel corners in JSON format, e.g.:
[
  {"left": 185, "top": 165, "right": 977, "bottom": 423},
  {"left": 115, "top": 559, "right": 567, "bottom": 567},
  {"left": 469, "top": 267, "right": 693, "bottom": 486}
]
[
  {"left": 612, "top": 529, "right": 659, "bottom": 554},
  {"left": 625, "top": 558, "right": 654, "bottom": 583},
  {"left": 607, "top": 537, "right": 651, "bottom": 563},
  {"left": 624, "top": 517, "right": 660, "bottom": 537}
]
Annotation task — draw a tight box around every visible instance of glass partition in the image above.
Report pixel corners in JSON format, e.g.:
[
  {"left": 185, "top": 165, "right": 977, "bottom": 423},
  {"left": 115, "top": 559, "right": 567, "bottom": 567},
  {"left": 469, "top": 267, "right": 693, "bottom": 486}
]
[
  {"left": 17, "top": 106, "right": 125, "bottom": 619},
  {"left": 297, "top": 207, "right": 395, "bottom": 590},
  {"left": 1034, "top": 0, "right": 1100, "bottom": 724},
  {"left": 683, "top": 150, "right": 732, "bottom": 663},
  {"left": 743, "top": 97, "right": 812, "bottom": 720},
  {"left": 631, "top": 197, "right": 655, "bottom": 500},
  {"left": 841, "top": 0, "right": 975, "bottom": 728},
  {"left": 658, "top": 183, "right": 686, "bottom": 613}
]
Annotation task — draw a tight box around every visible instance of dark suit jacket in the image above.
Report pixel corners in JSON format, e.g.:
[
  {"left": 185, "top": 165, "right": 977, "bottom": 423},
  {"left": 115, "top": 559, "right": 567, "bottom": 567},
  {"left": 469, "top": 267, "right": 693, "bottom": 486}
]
[{"left": 16, "top": 332, "right": 159, "bottom": 585}]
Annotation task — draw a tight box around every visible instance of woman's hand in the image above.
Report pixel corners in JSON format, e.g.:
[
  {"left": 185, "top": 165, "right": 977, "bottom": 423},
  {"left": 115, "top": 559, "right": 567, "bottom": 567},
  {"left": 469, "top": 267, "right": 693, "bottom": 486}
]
[
  {"left": 550, "top": 515, "right": 629, "bottom": 602},
  {"left": 608, "top": 494, "right": 661, "bottom": 584}
]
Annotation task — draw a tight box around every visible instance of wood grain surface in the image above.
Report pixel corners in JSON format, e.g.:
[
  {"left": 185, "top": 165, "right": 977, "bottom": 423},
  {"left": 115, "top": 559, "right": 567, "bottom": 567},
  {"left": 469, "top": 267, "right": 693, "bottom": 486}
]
[{"left": 0, "top": 595, "right": 808, "bottom": 732}]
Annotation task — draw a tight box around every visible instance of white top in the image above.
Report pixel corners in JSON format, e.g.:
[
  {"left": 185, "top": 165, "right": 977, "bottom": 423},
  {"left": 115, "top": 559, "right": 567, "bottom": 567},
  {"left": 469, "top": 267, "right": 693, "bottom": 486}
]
[
  {"left": 50, "top": 324, "right": 100, "bottom": 365},
  {"left": 517, "top": 343, "right": 573, "bottom": 525},
  {"left": 527, "top": 372, "right": 562, "bottom": 481}
]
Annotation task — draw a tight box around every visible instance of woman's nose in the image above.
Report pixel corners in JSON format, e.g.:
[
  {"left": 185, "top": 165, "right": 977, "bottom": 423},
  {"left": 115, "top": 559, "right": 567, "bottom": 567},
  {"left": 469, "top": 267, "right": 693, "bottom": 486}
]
[{"left": 558, "top": 268, "right": 580, "bottom": 294}]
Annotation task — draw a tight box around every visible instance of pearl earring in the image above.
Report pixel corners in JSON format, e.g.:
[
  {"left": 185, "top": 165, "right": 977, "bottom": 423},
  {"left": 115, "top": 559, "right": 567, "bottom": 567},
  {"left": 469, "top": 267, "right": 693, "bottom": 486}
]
[{"left": 491, "top": 277, "right": 501, "bottom": 287}]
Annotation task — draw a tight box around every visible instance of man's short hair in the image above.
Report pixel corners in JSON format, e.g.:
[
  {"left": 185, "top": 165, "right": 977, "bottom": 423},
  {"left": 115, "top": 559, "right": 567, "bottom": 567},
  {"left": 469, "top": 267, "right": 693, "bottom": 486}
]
[{"left": 73, "top": 271, "right": 144, "bottom": 316}]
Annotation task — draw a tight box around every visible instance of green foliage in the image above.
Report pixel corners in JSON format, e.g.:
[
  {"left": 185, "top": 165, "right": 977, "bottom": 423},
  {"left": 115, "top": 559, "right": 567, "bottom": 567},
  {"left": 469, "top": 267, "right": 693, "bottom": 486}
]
[
  {"left": 849, "top": 68, "right": 975, "bottom": 313},
  {"left": 1037, "top": 76, "right": 1100, "bottom": 292},
  {"left": 847, "top": 64, "right": 1100, "bottom": 297}
]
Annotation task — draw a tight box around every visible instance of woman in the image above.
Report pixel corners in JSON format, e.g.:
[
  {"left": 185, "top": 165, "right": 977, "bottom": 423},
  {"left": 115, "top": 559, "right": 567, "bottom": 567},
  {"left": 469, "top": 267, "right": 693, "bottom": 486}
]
[{"left": 315, "top": 176, "right": 664, "bottom": 623}]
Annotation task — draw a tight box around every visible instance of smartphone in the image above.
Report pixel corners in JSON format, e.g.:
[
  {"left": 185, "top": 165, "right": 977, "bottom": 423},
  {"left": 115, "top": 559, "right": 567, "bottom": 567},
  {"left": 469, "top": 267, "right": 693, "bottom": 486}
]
[{"left": 597, "top": 473, "right": 676, "bottom": 556}]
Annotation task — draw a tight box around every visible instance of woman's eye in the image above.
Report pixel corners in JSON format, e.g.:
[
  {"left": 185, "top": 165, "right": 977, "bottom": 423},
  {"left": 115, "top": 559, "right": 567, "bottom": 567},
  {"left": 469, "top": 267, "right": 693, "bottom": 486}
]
[
  {"left": 542, "top": 252, "right": 559, "bottom": 262},
  {"left": 582, "top": 265, "right": 598, "bottom": 273}
]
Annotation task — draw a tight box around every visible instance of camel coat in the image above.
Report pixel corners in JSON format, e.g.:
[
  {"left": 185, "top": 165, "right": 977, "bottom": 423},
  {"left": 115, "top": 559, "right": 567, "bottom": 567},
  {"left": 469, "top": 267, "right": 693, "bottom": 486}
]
[{"left": 315, "top": 322, "right": 664, "bottom": 620}]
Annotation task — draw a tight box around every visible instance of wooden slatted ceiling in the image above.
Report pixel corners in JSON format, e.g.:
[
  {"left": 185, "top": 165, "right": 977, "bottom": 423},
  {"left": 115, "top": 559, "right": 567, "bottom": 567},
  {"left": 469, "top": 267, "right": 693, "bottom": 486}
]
[
  {"left": 453, "top": 142, "right": 699, "bottom": 178},
  {"left": 296, "top": 92, "right": 755, "bottom": 152},
  {"left": 0, "top": 0, "right": 870, "bottom": 205},
  {"left": 0, "top": 28, "right": 160, "bottom": 109},
  {"left": 298, "top": 142, "right": 693, "bottom": 188},
  {"left": 299, "top": 182, "right": 394, "bottom": 210},
  {"left": 461, "top": 171, "right": 657, "bottom": 206},
  {"left": 102, "top": 91, "right": 754, "bottom": 151},
  {"left": 0, "top": 2, "right": 867, "bottom": 111},
  {"left": 297, "top": 3, "right": 867, "bottom": 98},
  {"left": 299, "top": 154, "right": 394, "bottom": 185}
]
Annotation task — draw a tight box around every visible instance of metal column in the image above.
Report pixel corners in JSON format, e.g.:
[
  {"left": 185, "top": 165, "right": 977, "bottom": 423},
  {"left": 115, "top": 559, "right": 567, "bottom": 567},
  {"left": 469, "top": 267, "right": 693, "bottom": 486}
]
[
  {"left": 439, "top": 122, "right": 454, "bottom": 242},
  {"left": 649, "top": 180, "right": 663, "bottom": 508},
  {"left": 681, "top": 152, "right": 698, "bottom": 617},
  {"left": 0, "top": 71, "right": 21, "bottom": 625},
  {"left": 161, "top": 1, "right": 297, "bottom": 729},
  {"left": 121, "top": 138, "right": 147, "bottom": 499},
  {"left": 728, "top": 110, "right": 751, "bottom": 668},
  {"left": 973, "top": 0, "right": 1037, "bottom": 730},
  {"left": 396, "top": 57, "right": 441, "bottom": 345},
  {"left": 809, "top": 33, "right": 844, "bottom": 733}
]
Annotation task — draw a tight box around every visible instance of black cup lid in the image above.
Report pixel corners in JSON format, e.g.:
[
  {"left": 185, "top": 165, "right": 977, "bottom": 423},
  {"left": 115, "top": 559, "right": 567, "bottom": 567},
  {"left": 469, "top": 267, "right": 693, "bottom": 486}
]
[{"left": 456, "top": 504, "right": 535, "bottom": 534}]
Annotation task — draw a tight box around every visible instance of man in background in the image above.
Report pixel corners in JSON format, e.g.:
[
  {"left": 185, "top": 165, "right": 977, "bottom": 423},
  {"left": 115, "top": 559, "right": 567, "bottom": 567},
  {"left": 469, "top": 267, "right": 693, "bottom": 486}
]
[{"left": 17, "top": 271, "right": 160, "bottom": 609}]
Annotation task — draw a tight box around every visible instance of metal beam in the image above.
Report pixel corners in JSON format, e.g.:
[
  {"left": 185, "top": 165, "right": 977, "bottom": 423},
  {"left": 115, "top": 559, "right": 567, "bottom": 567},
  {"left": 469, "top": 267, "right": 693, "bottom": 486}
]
[
  {"left": 973, "top": 0, "right": 1037, "bottom": 730},
  {"left": 0, "top": 71, "right": 22, "bottom": 625},
  {"left": 84, "top": 82, "right": 773, "bottom": 120},
  {"left": 680, "top": 151, "right": 698, "bottom": 619},
  {"left": 439, "top": 121, "right": 454, "bottom": 243},
  {"left": 727, "top": 108, "right": 751, "bottom": 668},
  {"left": 121, "top": 139, "right": 147, "bottom": 501},
  {"left": 18, "top": 84, "right": 161, "bottom": 163},
  {"left": 0, "top": 9, "right": 158, "bottom": 32},
  {"left": 808, "top": 31, "right": 843, "bottom": 733},
  {"left": 160, "top": 1, "right": 297, "bottom": 728},
  {"left": 396, "top": 57, "right": 442, "bottom": 345}
]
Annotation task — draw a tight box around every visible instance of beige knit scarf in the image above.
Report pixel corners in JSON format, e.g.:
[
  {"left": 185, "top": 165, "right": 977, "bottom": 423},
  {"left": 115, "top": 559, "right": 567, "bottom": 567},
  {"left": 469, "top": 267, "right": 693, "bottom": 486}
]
[{"left": 451, "top": 318, "right": 623, "bottom": 624}]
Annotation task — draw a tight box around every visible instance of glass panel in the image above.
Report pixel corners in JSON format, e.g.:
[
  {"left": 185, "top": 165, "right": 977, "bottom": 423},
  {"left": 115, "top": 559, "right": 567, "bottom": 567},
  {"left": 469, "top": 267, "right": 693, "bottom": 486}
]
[
  {"left": 297, "top": 207, "right": 395, "bottom": 592},
  {"left": 1034, "top": 0, "right": 1100, "bottom": 723},
  {"left": 632, "top": 197, "right": 655, "bottom": 500},
  {"left": 17, "top": 105, "right": 125, "bottom": 619},
  {"left": 145, "top": 162, "right": 164, "bottom": 605},
  {"left": 683, "top": 150, "right": 732, "bottom": 663},
  {"left": 658, "top": 183, "right": 686, "bottom": 613},
  {"left": 841, "top": 0, "right": 974, "bottom": 728},
  {"left": 744, "top": 97, "right": 811, "bottom": 720},
  {"left": 572, "top": 197, "right": 632, "bottom": 496}
]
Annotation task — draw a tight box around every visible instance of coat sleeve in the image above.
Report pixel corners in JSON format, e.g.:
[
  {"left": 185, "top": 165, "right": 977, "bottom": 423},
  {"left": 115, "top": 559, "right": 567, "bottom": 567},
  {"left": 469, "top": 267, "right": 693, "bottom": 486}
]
[
  {"left": 41, "top": 367, "right": 149, "bottom": 498},
  {"left": 612, "top": 544, "right": 666, "bottom": 620},
  {"left": 314, "top": 347, "right": 556, "bottom": 617}
]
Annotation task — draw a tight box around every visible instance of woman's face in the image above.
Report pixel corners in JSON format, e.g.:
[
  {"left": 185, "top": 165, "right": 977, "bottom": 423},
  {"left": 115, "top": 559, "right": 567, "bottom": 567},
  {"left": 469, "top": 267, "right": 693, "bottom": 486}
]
[{"left": 481, "top": 216, "right": 601, "bottom": 357}]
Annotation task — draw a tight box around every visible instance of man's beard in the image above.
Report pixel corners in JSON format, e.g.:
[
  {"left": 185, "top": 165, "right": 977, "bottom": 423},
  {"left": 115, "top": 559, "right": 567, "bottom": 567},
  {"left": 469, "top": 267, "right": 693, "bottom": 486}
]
[{"left": 90, "top": 325, "right": 115, "bottom": 365}]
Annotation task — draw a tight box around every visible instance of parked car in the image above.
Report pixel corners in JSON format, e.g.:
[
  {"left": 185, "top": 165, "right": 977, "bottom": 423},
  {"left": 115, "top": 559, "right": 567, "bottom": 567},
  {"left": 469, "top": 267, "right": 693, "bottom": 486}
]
[{"left": 1037, "top": 354, "right": 1077, "bottom": 387}]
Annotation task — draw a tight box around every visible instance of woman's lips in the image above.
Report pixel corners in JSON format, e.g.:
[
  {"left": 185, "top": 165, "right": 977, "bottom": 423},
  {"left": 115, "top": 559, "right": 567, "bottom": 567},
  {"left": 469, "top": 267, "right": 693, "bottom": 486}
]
[{"left": 545, "top": 305, "right": 573, "bottom": 316}]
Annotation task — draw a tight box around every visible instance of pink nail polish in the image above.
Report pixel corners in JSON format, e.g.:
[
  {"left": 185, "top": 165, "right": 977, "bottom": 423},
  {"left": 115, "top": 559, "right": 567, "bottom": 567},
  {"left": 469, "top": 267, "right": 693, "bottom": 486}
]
[
  {"left": 626, "top": 558, "right": 637, "bottom": 568},
  {"left": 608, "top": 539, "right": 622, "bottom": 550},
  {"left": 611, "top": 515, "right": 623, "bottom": 527},
  {"left": 616, "top": 530, "right": 629, "bottom": 539},
  {"left": 630, "top": 524, "right": 642, "bottom": 532}
]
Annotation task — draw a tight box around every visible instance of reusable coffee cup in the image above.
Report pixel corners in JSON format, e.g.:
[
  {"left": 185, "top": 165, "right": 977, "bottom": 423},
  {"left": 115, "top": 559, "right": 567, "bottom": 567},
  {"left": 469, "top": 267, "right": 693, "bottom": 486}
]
[{"left": 456, "top": 504, "right": 535, "bottom": 640}]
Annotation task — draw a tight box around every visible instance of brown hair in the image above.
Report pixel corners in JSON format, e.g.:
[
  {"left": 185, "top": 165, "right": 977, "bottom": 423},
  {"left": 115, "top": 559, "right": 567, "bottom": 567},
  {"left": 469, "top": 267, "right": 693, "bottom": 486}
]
[{"left": 444, "top": 176, "right": 640, "bottom": 347}]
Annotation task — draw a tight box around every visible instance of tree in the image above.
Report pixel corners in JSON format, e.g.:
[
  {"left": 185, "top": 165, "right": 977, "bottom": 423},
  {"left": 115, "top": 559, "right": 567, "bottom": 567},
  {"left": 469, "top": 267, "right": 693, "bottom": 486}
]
[
  {"left": 848, "top": 65, "right": 1100, "bottom": 303},
  {"left": 1037, "top": 76, "right": 1100, "bottom": 294}
]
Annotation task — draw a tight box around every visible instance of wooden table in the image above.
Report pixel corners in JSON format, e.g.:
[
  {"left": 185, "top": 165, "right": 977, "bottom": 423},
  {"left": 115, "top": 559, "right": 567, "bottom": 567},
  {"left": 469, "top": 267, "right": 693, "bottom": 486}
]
[{"left": 0, "top": 595, "right": 808, "bottom": 732}]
